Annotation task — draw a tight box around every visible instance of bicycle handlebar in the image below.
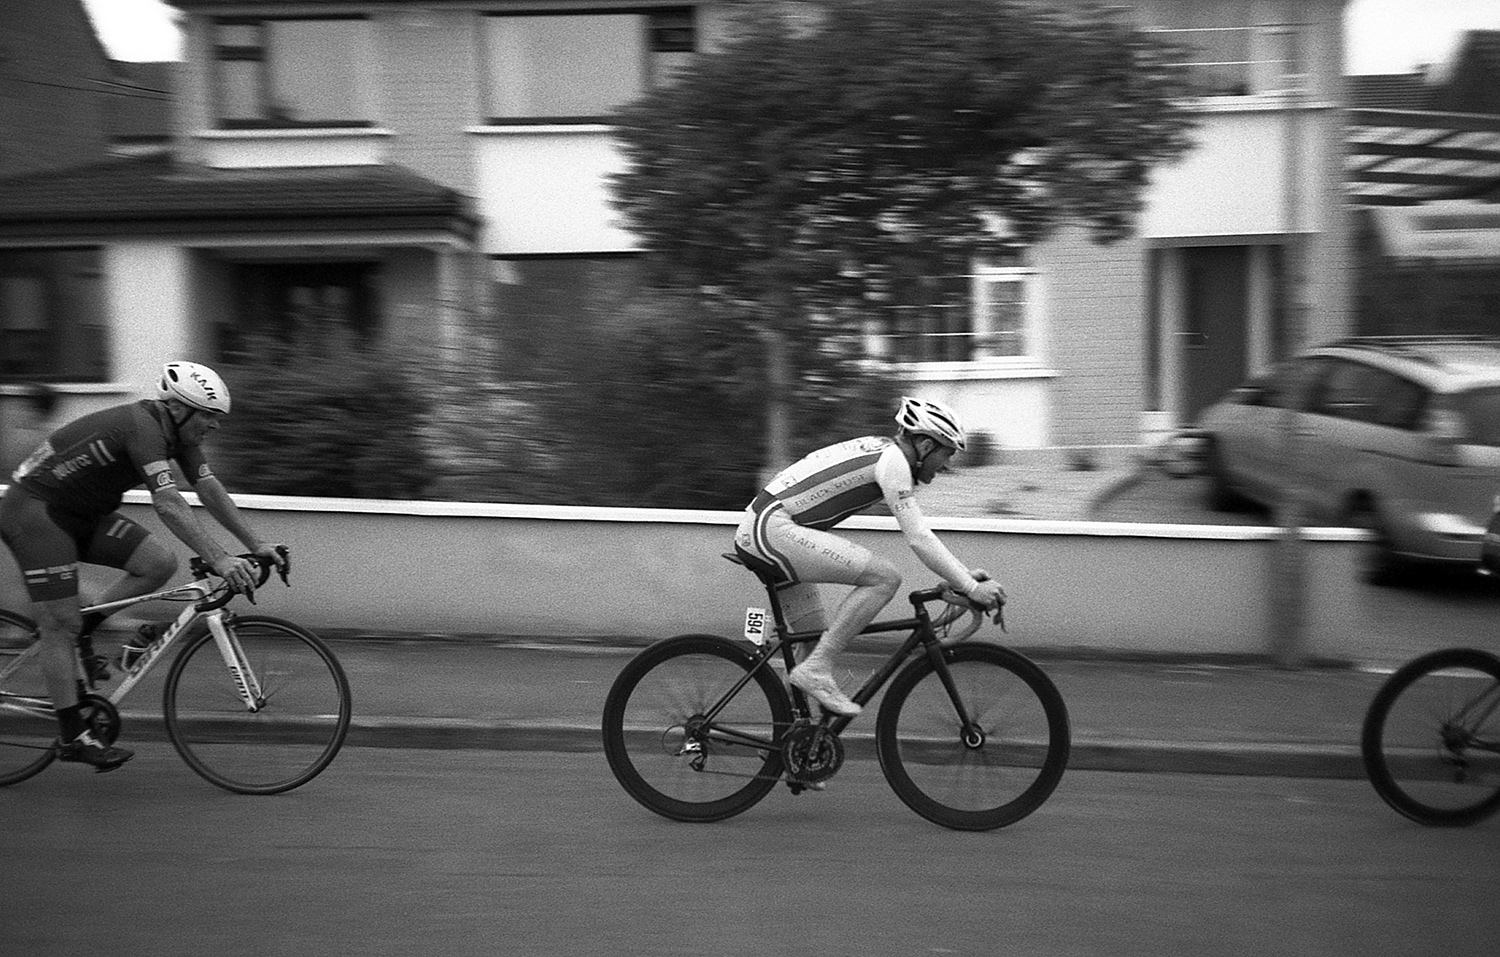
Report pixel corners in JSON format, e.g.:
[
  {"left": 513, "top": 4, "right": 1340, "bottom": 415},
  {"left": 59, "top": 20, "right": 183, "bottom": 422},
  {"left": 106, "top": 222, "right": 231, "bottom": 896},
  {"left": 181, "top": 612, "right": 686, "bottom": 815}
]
[
  {"left": 188, "top": 546, "right": 291, "bottom": 611},
  {"left": 920, "top": 583, "right": 1006, "bottom": 645}
]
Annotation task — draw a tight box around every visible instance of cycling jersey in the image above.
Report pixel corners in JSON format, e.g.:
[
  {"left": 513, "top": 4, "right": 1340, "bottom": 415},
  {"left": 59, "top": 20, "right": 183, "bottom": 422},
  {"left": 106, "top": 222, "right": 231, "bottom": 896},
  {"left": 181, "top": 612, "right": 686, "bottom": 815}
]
[
  {"left": 9, "top": 400, "right": 211, "bottom": 518},
  {"left": 750, "top": 436, "right": 895, "bottom": 531}
]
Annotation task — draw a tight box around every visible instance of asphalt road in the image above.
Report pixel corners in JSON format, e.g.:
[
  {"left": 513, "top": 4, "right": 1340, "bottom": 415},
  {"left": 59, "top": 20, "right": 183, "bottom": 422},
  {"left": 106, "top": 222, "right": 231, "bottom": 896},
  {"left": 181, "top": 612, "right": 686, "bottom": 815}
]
[{"left": 3, "top": 748, "right": 1496, "bottom": 957}]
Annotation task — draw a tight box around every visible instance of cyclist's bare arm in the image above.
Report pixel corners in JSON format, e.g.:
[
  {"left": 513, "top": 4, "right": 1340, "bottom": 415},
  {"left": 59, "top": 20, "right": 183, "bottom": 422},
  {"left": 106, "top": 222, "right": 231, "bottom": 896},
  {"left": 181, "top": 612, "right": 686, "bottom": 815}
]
[
  {"left": 874, "top": 448, "right": 992, "bottom": 598},
  {"left": 145, "top": 463, "right": 257, "bottom": 590},
  {"left": 192, "top": 474, "right": 284, "bottom": 567}
]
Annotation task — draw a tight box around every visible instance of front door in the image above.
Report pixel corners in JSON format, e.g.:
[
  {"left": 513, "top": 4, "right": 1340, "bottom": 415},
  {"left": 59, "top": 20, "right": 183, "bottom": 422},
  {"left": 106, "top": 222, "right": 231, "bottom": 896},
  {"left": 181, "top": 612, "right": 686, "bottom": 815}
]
[{"left": 1180, "top": 246, "right": 1249, "bottom": 422}]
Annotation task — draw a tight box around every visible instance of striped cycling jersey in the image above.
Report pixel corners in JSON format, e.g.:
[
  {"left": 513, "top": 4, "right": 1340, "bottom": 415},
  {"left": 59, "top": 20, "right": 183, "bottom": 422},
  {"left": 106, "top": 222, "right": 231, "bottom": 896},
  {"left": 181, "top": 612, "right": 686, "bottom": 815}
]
[
  {"left": 750, "top": 436, "right": 895, "bottom": 531},
  {"left": 10, "top": 400, "right": 210, "bottom": 518}
]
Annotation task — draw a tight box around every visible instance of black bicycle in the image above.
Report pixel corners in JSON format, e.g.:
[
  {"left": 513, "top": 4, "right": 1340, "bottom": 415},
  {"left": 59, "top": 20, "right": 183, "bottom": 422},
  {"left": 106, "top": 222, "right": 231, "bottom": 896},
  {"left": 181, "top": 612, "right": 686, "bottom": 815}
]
[
  {"left": 1361, "top": 646, "right": 1500, "bottom": 826},
  {"left": 601, "top": 553, "right": 1070, "bottom": 830}
]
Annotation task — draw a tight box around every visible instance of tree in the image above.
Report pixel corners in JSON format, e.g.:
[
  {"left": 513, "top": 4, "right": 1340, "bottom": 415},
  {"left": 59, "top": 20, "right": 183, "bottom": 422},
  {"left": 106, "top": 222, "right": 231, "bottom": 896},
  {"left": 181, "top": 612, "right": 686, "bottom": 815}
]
[{"left": 610, "top": 0, "right": 1199, "bottom": 472}]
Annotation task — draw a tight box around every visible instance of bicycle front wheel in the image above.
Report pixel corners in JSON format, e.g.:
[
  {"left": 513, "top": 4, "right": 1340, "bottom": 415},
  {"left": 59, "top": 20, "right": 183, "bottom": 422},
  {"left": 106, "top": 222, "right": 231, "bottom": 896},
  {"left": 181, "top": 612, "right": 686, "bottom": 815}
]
[
  {"left": 1362, "top": 647, "right": 1500, "bottom": 826},
  {"left": 0, "top": 609, "right": 56, "bottom": 786},
  {"left": 602, "top": 633, "right": 792, "bottom": 823},
  {"left": 163, "top": 615, "right": 351, "bottom": 795},
  {"left": 877, "top": 644, "right": 1070, "bottom": 831}
]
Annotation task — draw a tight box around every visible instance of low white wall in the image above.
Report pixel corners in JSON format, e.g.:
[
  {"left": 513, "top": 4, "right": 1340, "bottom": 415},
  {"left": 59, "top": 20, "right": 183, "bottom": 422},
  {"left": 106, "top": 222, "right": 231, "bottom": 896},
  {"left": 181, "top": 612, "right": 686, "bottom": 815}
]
[{"left": 0, "top": 489, "right": 1364, "bottom": 660}]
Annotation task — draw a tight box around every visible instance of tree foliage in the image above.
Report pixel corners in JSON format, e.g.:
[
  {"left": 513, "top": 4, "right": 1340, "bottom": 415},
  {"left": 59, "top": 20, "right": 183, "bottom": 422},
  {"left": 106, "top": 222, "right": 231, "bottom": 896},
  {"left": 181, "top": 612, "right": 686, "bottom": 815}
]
[
  {"left": 612, "top": 0, "right": 1198, "bottom": 307},
  {"left": 609, "top": 0, "right": 1199, "bottom": 468},
  {"left": 217, "top": 335, "right": 434, "bottom": 499}
]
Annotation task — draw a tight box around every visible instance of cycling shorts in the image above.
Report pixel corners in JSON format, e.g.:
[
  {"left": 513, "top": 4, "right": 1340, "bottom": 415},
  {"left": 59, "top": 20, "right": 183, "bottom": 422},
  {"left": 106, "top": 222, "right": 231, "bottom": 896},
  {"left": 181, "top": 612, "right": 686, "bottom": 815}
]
[
  {"left": 0, "top": 487, "right": 150, "bottom": 602},
  {"left": 733, "top": 501, "right": 873, "bottom": 587}
]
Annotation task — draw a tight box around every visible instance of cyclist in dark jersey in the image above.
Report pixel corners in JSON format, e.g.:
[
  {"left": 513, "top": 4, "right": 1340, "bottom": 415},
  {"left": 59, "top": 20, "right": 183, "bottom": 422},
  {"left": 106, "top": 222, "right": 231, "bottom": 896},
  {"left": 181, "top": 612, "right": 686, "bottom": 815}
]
[{"left": 0, "top": 362, "right": 286, "bottom": 771}]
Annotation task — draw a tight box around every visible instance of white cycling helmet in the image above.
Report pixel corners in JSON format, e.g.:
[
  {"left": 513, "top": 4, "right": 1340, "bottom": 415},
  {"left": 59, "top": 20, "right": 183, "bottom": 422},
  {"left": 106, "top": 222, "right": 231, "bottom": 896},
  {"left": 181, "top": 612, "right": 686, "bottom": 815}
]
[
  {"left": 158, "top": 361, "right": 231, "bottom": 414},
  {"left": 895, "top": 396, "right": 966, "bottom": 451}
]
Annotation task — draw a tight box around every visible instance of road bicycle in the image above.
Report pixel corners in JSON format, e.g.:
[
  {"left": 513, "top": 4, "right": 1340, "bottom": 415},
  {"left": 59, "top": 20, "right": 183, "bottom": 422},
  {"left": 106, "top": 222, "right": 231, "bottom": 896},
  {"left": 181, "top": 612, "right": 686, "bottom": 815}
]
[
  {"left": 0, "top": 551, "right": 351, "bottom": 795},
  {"left": 1361, "top": 646, "right": 1500, "bottom": 826},
  {"left": 602, "top": 552, "right": 1070, "bottom": 831}
]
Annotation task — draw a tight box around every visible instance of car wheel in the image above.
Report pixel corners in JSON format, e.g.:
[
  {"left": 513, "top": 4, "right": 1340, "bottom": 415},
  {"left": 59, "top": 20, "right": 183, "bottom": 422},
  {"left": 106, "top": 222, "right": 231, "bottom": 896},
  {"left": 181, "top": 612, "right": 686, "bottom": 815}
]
[{"left": 1351, "top": 501, "right": 1406, "bottom": 587}]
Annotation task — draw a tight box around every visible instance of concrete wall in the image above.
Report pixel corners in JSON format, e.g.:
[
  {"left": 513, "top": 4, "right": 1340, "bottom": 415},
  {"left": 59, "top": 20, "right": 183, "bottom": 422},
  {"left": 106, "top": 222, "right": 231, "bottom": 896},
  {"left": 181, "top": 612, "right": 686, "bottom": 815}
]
[{"left": 0, "top": 490, "right": 1364, "bottom": 662}]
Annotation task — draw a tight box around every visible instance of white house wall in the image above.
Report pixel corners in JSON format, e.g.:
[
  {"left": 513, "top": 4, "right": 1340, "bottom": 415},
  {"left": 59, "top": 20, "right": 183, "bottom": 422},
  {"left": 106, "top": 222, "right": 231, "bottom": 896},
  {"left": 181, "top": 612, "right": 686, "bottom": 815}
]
[
  {"left": 470, "top": 126, "right": 636, "bottom": 254},
  {"left": 1140, "top": 107, "right": 1327, "bottom": 238},
  {"left": 107, "top": 242, "right": 195, "bottom": 394}
]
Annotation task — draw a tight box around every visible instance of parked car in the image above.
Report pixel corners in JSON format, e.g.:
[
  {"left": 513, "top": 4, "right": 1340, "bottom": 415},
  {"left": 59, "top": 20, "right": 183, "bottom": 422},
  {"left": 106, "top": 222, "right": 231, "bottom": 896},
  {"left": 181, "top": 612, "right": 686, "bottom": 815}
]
[{"left": 1198, "top": 336, "right": 1500, "bottom": 585}]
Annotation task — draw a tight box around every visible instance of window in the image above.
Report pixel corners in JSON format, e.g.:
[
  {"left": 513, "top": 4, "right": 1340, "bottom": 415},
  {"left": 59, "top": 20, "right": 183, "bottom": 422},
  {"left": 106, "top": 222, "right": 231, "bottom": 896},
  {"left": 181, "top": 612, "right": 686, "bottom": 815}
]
[
  {"left": 869, "top": 254, "right": 1040, "bottom": 365},
  {"left": 1139, "top": 0, "right": 1303, "bottom": 97},
  {"left": 214, "top": 17, "right": 375, "bottom": 128},
  {"left": 220, "top": 263, "right": 378, "bottom": 360},
  {"left": 0, "top": 250, "right": 108, "bottom": 382},
  {"left": 484, "top": 8, "right": 696, "bottom": 122}
]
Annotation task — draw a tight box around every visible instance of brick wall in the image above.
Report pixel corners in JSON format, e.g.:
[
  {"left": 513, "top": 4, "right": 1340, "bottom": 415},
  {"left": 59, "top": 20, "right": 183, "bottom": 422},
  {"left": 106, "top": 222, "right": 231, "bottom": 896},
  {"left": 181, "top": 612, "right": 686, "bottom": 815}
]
[
  {"left": 377, "top": 9, "right": 480, "bottom": 192},
  {"left": 1034, "top": 228, "right": 1149, "bottom": 446}
]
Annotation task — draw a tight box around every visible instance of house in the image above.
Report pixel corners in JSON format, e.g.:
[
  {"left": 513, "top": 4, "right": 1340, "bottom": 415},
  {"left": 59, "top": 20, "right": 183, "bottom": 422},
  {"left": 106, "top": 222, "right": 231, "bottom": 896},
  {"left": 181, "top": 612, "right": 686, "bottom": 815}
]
[{"left": 1, "top": 0, "right": 1355, "bottom": 464}]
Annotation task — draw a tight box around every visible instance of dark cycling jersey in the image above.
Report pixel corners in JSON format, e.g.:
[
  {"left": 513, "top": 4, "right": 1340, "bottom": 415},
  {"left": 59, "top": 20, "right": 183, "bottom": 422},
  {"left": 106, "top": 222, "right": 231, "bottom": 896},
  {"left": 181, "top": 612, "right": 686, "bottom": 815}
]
[{"left": 9, "top": 400, "right": 211, "bottom": 518}]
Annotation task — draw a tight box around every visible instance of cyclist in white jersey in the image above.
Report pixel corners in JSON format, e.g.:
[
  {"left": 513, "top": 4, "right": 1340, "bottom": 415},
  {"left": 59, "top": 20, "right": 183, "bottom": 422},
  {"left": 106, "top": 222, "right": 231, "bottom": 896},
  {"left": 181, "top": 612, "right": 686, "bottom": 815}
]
[{"left": 733, "top": 397, "right": 1005, "bottom": 715}]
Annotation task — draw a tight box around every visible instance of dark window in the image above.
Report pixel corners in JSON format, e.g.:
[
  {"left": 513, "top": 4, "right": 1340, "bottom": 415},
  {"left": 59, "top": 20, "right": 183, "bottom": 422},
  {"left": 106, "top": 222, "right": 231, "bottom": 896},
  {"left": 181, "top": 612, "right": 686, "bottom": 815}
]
[
  {"left": 221, "top": 262, "right": 379, "bottom": 360},
  {"left": 0, "top": 249, "right": 108, "bottom": 383},
  {"left": 214, "top": 17, "right": 374, "bottom": 128}
]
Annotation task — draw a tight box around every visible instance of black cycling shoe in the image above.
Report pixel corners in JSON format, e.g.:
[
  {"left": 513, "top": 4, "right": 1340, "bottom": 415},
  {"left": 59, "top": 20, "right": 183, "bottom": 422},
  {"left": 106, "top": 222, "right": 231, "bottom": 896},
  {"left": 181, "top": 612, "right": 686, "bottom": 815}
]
[{"left": 56, "top": 731, "right": 134, "bottom": 772}]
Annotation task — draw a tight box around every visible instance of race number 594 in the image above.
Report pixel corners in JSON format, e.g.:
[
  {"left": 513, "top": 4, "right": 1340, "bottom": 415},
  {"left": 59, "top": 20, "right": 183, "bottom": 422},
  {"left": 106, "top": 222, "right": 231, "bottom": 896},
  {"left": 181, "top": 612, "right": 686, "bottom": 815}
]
[{"left": 743, "top": 607, "right": 768, "bottom": 646}]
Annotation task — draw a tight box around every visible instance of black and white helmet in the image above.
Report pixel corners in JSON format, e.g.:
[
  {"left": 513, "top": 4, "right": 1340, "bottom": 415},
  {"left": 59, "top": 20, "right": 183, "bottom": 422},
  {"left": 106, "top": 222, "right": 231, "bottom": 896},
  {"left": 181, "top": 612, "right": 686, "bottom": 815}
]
[
  {"left": 158, "top": 361, "right": 231, "bottom": 414},
  {"left": 895, "top": 396, "right": 966, "bottom": 451}
]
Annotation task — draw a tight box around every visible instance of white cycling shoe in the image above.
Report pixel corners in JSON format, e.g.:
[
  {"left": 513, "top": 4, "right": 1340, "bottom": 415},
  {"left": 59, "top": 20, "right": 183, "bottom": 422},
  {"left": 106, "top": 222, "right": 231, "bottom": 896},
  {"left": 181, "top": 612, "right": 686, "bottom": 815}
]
[{"left": 788, "top": 664, "right": 861, "bottom": 716}]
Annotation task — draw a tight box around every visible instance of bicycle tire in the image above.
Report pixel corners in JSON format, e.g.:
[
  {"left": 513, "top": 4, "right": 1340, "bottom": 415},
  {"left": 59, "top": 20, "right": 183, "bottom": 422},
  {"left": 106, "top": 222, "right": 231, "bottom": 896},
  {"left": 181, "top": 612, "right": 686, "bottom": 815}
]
[
  {"left": 1361, "top": 647, "right": 1500, "bottom": 827},
  {"left": 0, "top": 608, "right": 56, "bottom": 786},
  {"left": 602, "top": 633, "right": 792, "bottom": 823},
  {"left": 876, "top": 643, "right": 1070, "bottom": 831},
  {"left": 163, "top": 614, "right": 351, "bottom": 795}
]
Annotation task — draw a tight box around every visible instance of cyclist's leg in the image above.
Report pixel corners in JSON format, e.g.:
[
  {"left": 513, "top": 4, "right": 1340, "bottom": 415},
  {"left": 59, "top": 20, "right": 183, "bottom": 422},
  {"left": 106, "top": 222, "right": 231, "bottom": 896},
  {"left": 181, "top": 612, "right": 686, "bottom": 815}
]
[
  {"left": 82, "top": 515, "right": 174, "bottom": 609},
  {"left": 738, "top": 507, "right": 900, "bottom": 711},
  {"left": 0, "top": 493, "right": 132, "bottom": 769}
]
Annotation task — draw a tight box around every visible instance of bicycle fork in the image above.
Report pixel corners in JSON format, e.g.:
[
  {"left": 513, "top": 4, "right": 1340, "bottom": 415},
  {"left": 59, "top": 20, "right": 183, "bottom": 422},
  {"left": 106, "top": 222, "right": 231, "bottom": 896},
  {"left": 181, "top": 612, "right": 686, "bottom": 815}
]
[{"left": 206, "top": 612, "right": 265, "bottom": 711}]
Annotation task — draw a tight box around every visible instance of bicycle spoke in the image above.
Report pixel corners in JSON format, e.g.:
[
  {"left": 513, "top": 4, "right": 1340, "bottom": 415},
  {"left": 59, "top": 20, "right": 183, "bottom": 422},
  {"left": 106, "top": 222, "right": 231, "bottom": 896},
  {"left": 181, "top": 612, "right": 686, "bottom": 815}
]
[
  {"left": 877, "top": 644, "right": 1069, "bottom": 831},
  {"left": 1363, "top": 649, "right": 1500, "bottom": 826},
  {"left": 0, "top": 637, "right": 59, "bottom": 785},
  {"left": 603, "top": 635, "right": 791, "bottom": 823},
  {"left": 164, "top": 616, "right": 350, "bottom": 795}
]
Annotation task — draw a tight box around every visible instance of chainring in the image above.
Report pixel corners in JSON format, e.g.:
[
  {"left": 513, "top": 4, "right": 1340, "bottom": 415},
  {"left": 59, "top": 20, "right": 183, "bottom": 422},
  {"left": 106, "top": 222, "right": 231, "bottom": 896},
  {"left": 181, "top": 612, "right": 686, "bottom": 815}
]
[
  {"left": 77, "top": 693, "right": 121, "bottom": 745},
  {"left": 780, "top": 720, "right": 844, "bottom": 784}
]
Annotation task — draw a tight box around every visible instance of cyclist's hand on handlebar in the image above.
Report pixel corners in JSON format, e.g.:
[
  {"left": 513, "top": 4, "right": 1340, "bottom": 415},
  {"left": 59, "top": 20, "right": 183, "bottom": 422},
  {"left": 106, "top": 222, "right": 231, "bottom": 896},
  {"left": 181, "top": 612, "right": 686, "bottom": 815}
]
[
  {"left": 964, "top": 576, "right": 1008, "bottom": 628},
  {"left": 251, "top": 543, "right": 290, "bottom": 581},
  {"left": 211, "top": 554, "right": 259, "bottom": 594}
]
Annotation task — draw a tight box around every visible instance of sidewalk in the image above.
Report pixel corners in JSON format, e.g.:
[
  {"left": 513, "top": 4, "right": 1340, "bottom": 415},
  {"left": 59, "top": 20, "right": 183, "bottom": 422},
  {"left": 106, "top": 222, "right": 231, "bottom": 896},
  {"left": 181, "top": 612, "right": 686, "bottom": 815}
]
[{"left": 216, "top": 637, "right": 1388, "bottom": 779}]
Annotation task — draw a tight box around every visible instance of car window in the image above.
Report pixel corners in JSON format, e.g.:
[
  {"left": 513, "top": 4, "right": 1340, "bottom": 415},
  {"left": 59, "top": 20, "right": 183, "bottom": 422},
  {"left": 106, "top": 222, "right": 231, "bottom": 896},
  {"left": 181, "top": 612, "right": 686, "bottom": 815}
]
[
  {"left": 1309, "top": 359, "right": 1382, "bottom": 422},
  {"left": 1369, "top": 374, "right": 1428, "bottom": 430},
  {"left": 1450, "top": 387, "right": 1500, "bottom": 446}
]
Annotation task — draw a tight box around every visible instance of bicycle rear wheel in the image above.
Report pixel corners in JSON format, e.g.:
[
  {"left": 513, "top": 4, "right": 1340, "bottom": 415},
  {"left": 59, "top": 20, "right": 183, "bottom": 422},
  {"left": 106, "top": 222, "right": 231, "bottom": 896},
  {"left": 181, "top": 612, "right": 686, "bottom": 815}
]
[
  {"left": 0, "top": 610, "right": 56, "bottom": 786},
  {"left": 163, "top": 614, "right": 351, "bottom": 795},
  {"left": 602, "top": 633, "right": 792, "bottom": 823},
  {"left": 1361, "top": 647, "right": 1500, "bottom": 826},
  {"left": 877, "top": 643, "right": 1070, "bottom": 831}
]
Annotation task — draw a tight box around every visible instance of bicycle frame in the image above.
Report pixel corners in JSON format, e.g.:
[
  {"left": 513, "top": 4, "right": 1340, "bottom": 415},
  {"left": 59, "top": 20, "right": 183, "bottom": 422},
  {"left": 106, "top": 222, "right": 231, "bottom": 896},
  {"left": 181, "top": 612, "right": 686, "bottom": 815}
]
[
  {"left": 714, "top": 585, "right": 974, "bottom": 741},
  {"left": 0, "top": 579, "right": 265, "bottom": 719}
]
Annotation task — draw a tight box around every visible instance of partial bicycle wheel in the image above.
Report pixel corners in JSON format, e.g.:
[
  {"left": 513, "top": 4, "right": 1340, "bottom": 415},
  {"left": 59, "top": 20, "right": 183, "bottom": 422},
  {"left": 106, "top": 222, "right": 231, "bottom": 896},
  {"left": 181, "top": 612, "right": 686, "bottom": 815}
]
[
  {"left": 163, "top": 614, "right": 351, "bottom": 795},
  {"left": 877, "top": 643, "right": 1070, "bottom": 831},
  {"left": 1361, "top": 647, "right": 1500, "bottom": 826},
  {"left": 602, "top": 633, "right": 792, "bottom": 823},
  {"left": 0, "top": 609, "right": 57, "bottom": 786}
]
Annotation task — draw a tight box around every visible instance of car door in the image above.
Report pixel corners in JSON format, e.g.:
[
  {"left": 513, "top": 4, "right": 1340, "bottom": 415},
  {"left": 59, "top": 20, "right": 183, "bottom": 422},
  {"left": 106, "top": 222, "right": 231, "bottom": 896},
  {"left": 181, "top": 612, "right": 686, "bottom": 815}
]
[
  {"left": 1295, "top": 358, "right": 1384, "bottom": 522},
  {"left": 1240, "top": 357, "right": 1327, "bottom": 506}
]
